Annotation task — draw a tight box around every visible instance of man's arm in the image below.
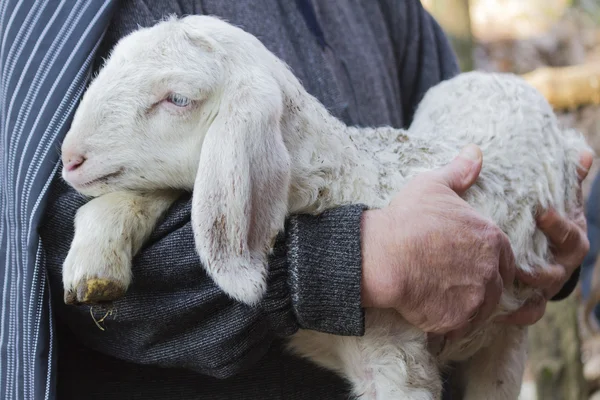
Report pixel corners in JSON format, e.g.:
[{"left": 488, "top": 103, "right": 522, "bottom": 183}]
[
  {"left": 48, "top": 1, "right": 466, "bottom": 378},
  {"left": 47, "top": 196, "right": 367, "bottom": 379}
]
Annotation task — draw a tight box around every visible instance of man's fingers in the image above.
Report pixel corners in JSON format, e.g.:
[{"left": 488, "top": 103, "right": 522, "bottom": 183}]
[
  {"left": 471, "top": 274, "right": 503, "bottom": 328},
  {"left": 496, "top": 294, "right": 547, "bottom": 326},
  {"left": 537, "top": 209, "right": 589, "bottom": 272},
  {"left": 536, "top": 208, "right": 569, "bottom": 244},
  {"left": 578, "top": 150, "right": 593, "bottom": 183},
  {"left": 447, "top": 274, "right": 503, "bottom": 342},
  {"left": 537, "top": 208, "right": 584, "bottom": 250},
  {"left": 437, "top": 144, "right": 483, "bottom": 195},
  {"left": 515, "top": 264, "right": 566, "bottom": 291},
  {"left": 498, "top": 236, "right": 517, "bottom": 287}
]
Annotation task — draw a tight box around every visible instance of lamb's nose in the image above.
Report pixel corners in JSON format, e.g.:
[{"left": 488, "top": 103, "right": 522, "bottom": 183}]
[{"left": 64, "top": 156, "right": 86, "bottom": 172}]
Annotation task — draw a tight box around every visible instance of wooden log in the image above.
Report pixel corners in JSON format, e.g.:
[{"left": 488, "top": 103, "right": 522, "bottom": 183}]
[{"left": 521, "top": 62, "right": 600, "bottom": 110}]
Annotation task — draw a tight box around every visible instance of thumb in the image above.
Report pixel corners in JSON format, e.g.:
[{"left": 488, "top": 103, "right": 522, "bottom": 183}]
[{"left": 437, "top": 144, "right": 483, "bottom": 194}]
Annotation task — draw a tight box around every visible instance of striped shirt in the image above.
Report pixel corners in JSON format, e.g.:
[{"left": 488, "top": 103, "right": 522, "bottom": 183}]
[{"left": 0, "top": 2, "right": 117, "bottom": 398}]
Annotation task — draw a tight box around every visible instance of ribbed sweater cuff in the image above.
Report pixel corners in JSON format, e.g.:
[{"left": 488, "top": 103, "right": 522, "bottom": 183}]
[{"left": 284, "top": 205, "right": 367, "bottom": 336}]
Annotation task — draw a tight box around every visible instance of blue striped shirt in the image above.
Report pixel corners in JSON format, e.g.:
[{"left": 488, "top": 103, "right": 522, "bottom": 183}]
[{"left": 0, "top": 2, "right": 117, "bottom": 398}]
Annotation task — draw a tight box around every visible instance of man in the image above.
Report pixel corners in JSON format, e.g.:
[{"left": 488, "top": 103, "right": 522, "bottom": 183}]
[{"left": 1, "top": 1, "right": 591, "bottom": 399}]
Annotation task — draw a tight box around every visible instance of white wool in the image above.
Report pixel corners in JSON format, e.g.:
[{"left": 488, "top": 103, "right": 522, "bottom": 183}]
[{"left": 61, "top": 15, "right": 591, "bottom": 400}]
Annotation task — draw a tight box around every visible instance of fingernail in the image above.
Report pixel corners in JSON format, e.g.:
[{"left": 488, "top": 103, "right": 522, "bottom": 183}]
[
  {"left": 583, "top": 149, "right": 594, "bottom": 165},
  {"left": 460, "top": 144, "right": 481, "bottom": 162}
]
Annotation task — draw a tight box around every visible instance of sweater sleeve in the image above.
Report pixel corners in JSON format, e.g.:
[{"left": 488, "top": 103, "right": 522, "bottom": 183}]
[
  {"left": 275, "top": 206, "right": 368, "bottom": 335},
  {"left": 43, "top": 190, "right": 368, "bottom": 380}
]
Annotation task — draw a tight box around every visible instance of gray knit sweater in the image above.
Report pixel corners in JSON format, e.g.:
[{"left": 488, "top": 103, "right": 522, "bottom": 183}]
[{"left": 39, "top": 1, "right": 460, "bottom": 398}]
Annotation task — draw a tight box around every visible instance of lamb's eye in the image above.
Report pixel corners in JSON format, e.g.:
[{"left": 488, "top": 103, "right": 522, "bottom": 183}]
[{"left": 166, "top": 93, "right": 191, "bottom": 107}]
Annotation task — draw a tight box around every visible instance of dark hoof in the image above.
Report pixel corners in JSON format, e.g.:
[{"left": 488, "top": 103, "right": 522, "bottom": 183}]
[{"left": 64, "top": 278, "right": 127, "bottom": 305}]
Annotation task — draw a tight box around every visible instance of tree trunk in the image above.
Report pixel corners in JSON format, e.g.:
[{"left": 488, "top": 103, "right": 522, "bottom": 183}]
[
  {"left": 428, "top": 0, "right": 474, "bottom": 71},
  {"left": 528, "top": 295, "right": 588, "bottom": 400}
]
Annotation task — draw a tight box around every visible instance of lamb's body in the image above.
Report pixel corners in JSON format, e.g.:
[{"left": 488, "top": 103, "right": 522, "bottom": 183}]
[
  {"left": 60, "top": 16, "right": 589, "bottom": 400},
  {"left": 266, "top": 68, "right": 583, "bottom": 399}
]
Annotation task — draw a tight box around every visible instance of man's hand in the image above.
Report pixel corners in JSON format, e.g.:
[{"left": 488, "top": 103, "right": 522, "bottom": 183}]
[
  {"left": 361, "top": 144, "right": 516, "bottom": 337},
  {"left": 497, "top": 151, "right": 594, "bottom": 326}
]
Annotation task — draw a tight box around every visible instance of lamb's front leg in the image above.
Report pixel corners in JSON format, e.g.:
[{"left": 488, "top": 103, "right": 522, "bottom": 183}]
[
  {"left": 62, "top": 190, "right": 181, "bottom": 305},
  {"left": 459, "top": 325, "right": 528, "bottom": 400}
]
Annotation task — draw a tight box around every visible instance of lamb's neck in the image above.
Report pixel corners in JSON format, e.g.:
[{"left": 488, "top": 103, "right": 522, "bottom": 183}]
[{"left": 283, "top": 95, "right": 402, "bottom": 213}]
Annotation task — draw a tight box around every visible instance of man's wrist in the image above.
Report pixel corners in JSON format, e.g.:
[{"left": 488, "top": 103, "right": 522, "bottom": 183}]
[{"left": 360, "top": 208, "right": 398, "bottom": 310}]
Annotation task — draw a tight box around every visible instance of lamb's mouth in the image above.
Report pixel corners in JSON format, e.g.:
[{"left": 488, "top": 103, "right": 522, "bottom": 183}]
[{"left": 80, "top": 169, "right": 124, "bottom": 187}]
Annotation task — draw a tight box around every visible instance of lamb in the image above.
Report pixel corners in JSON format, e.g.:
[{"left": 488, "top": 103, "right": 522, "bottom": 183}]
[{"left": 59, "top": 15, "right": 590, "bottom": 400}]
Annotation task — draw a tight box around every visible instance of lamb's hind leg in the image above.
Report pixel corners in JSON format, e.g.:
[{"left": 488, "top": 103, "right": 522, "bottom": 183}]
[
  {"left": 62, "top": 190, "right": 180, "bottom": 305},
  {"left": 459, "top": 325, "right": 528, "bottom": 400},
  {"left": 288, "top": 310, "right": 442, "bottom": 400}
]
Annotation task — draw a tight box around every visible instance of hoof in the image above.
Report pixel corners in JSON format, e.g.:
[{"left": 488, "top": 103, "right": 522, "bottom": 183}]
[{"left": 64, "top": 278, "right": 127, "bottom": 305}]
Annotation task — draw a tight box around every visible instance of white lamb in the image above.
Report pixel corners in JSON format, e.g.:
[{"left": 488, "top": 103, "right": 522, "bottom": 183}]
[{"left": 60, "top": 15, "right": 589, "bottom": 400}]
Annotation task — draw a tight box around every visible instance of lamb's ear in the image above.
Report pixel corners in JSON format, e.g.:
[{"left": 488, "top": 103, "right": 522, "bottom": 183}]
[{"left": 192, "top": 72, "right": 291, "bottom": 306}]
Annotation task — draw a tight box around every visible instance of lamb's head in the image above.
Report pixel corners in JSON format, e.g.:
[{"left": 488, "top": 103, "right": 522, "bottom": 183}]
[
  {"left": 62, "top": 15, "right": 294, "bottom": 305},
  {"left": 62, "top": 15, "right": 289, "bottom": 196}
]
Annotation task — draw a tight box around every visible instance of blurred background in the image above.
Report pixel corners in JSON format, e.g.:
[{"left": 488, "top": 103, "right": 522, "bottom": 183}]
[{"left": 422, "top": 1, "right": 600, "bottom": 399}]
